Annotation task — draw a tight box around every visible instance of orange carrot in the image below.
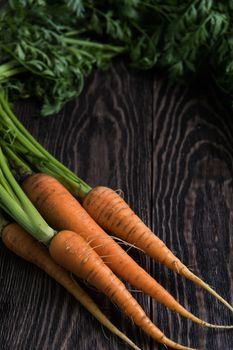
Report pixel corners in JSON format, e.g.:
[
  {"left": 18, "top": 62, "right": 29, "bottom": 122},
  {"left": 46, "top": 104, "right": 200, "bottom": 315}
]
[
  {"left": 1, "top": 223, "right": 141, "bottom": 350},
  {"left": 1, "top": 222, "right": 197, "bottom": 349},
  {"left": 49, "top": 229, "right": 196, "bottom": 350},
  {"left": 82, "top": 186, "right": 233, "bottom": 312},
  {"left": 22, "top": 173, "right": 232, "bottom": 328}
]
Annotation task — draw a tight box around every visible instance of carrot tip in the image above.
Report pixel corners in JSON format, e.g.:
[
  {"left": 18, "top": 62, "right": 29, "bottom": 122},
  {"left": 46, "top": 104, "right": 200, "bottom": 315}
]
[
  {"left": 162, "top": 336, "right": 197, "bottom": 350},
  {"left": 204, "top": 324, "right": 233, "bottom": 329},
  {"left": 183, "top": 268, "right": 233, "bottom": 314}
]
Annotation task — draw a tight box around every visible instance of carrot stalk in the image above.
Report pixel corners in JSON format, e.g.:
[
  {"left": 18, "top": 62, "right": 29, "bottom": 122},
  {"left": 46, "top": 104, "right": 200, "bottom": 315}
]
[
  {"left": 0, "top": 222, "right": 141, "bottom": 350},
  {"left": 0, "top": 148, "right": 55, "bottom": 243},
  {"left": 82, "top": 186, "right": 233, "bottom": 313},
  {"left": 21, "top": 172, "right": 233, "bottom": 328},
  {"left": 0, "top": 92, "right": 90, "bottom": 199}
]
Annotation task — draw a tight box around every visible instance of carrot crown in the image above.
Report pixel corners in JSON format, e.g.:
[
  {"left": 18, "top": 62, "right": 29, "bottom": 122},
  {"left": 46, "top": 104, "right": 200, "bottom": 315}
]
[{"left": 0, "top": 146, "right": 55, "bottom": 243}]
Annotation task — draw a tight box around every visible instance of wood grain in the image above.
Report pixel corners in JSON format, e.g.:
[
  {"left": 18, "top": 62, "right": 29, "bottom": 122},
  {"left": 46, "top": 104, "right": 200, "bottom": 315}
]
[
  {"left": 0, "top": 62, "right": 233, "bottom": 350},
  {"left": 151, "top": 79, "right": 233, "bottom": 349}
]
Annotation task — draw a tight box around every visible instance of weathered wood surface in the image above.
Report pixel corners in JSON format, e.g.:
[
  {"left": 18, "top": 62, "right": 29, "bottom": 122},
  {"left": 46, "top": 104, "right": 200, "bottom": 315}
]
[{"left": 0, "top": 62, "right": 233, "bottom": 350}]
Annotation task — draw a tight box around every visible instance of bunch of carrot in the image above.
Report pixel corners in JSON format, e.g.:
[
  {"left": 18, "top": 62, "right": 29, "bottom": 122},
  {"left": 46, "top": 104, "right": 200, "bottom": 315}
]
[
  {"left": 0, "top": 143, "right": 194, "bottom": 350},
  {"left": 0, "top": 221, "right": 140, "bottom": 350},
  {"left": 0, "top": 92, "right": 233, "bottom": 349}
]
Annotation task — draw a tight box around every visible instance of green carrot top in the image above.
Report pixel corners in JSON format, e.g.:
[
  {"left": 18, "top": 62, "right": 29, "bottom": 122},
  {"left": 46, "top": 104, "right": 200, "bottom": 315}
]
[{"left": 0, "top": 145, "right": 56, "bottom": 243}]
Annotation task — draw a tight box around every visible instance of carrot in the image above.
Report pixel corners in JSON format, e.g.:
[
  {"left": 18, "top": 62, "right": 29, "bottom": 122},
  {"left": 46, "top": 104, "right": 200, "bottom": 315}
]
[
  {"left": 49, "top": 229, "right": 196, "bottom": 350},
  {"left": 0, "top": 149, "right": 194, "bottom": 350},
  {"left": 0, "top": 222, "right": 141, "bottom": 350},
  {"left": 0, "top": 222, "right": 197, "bottom": 350},
  {"left": 22, "top": 172, "right": 233, "bottom": 328},
  {"left": 82, "top": 186, "right": 233, "bottom": 313}
]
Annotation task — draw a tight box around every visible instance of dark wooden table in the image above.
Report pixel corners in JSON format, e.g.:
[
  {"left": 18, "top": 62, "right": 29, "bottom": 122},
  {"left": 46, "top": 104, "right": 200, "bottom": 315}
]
[{"left": 0, "top": 62, "right": 233, "bottom": 350}]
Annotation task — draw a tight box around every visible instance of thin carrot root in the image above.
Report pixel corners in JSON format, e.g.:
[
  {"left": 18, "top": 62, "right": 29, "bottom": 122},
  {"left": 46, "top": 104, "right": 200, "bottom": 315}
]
[
  {"left": 22, "top": 173, "right": 233, "bottom": 328},
  {"left": 182, "top": 268, "right": 233, "bottom": 315},
  {"left": 49, "top": 229, "right": 197, "bottom": 350},
  {"left": 162, "top": 336, "right": 197, "bottom": 350},
  {"left": 82, "top": 186, "right": 233, "bottom": 315},
  {"left": 1, "top": 223, "right": 141, "bottom": 350}
]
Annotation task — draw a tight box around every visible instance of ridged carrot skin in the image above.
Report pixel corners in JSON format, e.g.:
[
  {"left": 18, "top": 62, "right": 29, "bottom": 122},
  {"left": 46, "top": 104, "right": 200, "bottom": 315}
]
[
  {"left": 1, "top": 223, "right": 141, "bottom": 350},
  {"left": 49, "top": 229, "right": 196, "bottom": 350},
  {"left": 82, "top": 186, "right": 233, "bottom": 313},
  {"left": 82, "top": 186, "right": 190, "bottom": 273},
  {"left": 21, "top": 173, "right": 232, "bottom": 328}
]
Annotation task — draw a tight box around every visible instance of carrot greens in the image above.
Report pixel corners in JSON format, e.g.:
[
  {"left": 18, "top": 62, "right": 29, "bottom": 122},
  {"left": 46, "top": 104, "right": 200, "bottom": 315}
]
[
  {"left": 0, "top": 1, "right": 124, "bottom": 115},
  {"left": 1, "top": 1, "right": 233, "bottom": 115},
  {"left": 0, "top": 147, "right": 55, "bottom": 242},
  {"left": 0, "top": 91, "right": 91, "bottom": 198}
]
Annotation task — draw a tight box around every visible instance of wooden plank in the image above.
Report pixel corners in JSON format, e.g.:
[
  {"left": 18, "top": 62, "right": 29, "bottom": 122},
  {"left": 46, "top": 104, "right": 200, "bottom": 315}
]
[
  {"left": 151, "top": 78, "right": 233, "bottom": 349},
  {"left": 0, "top": 61, "right": 153, "bottom": 350},
  {"left": 1, "top": 63, "right": 233, "bottom": 350}
]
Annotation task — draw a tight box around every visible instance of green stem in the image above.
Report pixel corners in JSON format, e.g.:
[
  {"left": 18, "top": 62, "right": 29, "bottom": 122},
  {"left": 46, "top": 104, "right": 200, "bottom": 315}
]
[
  {"left": 0, "top": 148, "right": 39, "bottom": 222},
  {"left": 31, "top": 160, "right": 89, "bottom": 198},
  {"left": 2, "top": 144, "right": 33, "bottom": 179},
  {"left": 0, "top": 67, "right": 26, "bottom": 81},
  {"left": 0, "top": 94, "right": 86, "bottom": 178},
  {"left": 0, "top": 93, "right": 91, "bottom": 200},
  {"left": 64, "top": 37, "right": 125, "bottom": 53},
  {"left": 0, "top": 60, "right": 26, "bottom": 81},
  {"left": 0, "top": 46, "right": 55, "bottom": 80},
  {"left": 0, "top": 101, "right": 48, "bottom": 159},
  {"left": 0, "top": 93, "right": 92, "bottom": 199},
  {"left": 64, "top": 29, "right": 90, "bottom": 37},
  {"left": 11, "top": 144, "right": 90, "bottom": 199},
  {"left": 2, "top": 144, "right": 80, "bottom": 198},
  {"left": 68, "top": 46, "right": 96, "bottom": 60},
  {"left": 0, "top": 184, "right": 39, "bottom": 238},
  {"left": 0, "top": 168, "right": 19, "bottom": 203},
  {"left": 0, "top": 60, "right": 20, "bottom": 74},
  {"left": 0, "top": 148, "right": 55, "bottom": 243},
  {"left": 13, "top": 137, "right": 90, "bottom": 198}
]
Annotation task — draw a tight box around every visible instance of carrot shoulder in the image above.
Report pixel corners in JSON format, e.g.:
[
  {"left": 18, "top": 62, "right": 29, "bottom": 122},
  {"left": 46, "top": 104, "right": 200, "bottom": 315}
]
[
  {"left": 1, "top": 223, "right": 141, "bottom": 350},
  {"left": 22, "top": 173, "right": 233, "bottom": 328},
  {"left": 82, "top": 186, "right": 233, "bottom": 313}
]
